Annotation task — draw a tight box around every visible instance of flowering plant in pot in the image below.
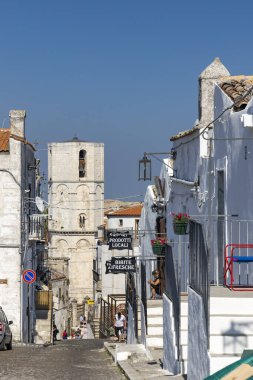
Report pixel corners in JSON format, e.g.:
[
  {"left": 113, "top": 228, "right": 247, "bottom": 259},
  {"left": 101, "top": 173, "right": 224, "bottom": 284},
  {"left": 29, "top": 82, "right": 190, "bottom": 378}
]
[
  {"left": 171, "top": 212, "right": 190, "bottom": 235},
  {"left": 151, "top": 238, "right": 167, "bottom": 256}
]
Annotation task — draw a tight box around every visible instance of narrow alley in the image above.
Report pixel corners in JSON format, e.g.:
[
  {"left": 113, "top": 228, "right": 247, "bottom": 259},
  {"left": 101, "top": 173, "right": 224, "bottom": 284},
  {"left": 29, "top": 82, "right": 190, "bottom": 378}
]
[{"left": 0, "top": 340, "right": 125, "bottom": 380}]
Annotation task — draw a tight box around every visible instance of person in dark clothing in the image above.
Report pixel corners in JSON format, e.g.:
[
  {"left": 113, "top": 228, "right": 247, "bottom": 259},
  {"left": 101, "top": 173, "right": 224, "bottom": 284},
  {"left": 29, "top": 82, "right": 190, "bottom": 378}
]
[
  {"left": 148, "top": 270, "right": 161, "bottom": 299},
  {"left": 53, "top": 324, "right": 59, "bottom": 344}
]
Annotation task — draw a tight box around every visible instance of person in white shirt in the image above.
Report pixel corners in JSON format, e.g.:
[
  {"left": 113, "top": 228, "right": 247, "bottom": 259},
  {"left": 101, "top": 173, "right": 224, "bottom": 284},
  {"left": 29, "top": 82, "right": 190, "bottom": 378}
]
[{"left": 114, "top": 312, "right": 126, "bottom": 341}]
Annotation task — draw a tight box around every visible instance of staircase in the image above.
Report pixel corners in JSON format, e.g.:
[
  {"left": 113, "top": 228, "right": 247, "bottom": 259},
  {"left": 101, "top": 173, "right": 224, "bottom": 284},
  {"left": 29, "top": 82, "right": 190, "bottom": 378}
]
[
  {"left": 90, "top": 317, "right": 100, "bottom": 338},
  {"left": 209, "top": 287, "right": 253, "bottom": 374},
  {"left": 146, "top": 299, "right": 163, "bottom": 348},
  {"left": 180, "top": 294, "right": 188, "bottom": 374}
]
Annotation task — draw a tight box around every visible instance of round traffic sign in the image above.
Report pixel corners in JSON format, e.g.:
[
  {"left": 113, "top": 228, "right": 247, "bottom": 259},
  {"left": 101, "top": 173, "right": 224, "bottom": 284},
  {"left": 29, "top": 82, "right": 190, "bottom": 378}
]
[{"left": 22, "top": 269, "right": 36, "bottom": 284}]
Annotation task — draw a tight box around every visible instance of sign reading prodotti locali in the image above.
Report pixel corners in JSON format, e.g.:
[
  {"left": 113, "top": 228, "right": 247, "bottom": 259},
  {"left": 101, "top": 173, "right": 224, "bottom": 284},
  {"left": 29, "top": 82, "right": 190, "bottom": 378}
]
[{"left": 107, "top": 231, "right": 132, "bottom": 250}]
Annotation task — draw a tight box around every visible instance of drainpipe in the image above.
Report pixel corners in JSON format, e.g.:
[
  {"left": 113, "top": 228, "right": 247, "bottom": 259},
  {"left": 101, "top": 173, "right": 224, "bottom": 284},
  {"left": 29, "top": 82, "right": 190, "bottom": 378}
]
[{"left": 170, "top": 177, "right": 198, "bottom": 187}]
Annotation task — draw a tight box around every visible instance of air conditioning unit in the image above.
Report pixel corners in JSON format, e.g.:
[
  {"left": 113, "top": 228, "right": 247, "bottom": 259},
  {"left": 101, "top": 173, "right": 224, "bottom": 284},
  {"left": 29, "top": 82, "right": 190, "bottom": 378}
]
[{"left": 241, "top": 114, "right": 253, "bottom": 127}]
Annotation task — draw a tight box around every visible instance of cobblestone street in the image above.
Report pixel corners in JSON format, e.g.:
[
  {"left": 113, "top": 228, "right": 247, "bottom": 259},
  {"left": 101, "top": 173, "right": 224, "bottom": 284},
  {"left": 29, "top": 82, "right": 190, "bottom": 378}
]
[{"left": 0, "top": 340, "right": 125, "bottom": 380}]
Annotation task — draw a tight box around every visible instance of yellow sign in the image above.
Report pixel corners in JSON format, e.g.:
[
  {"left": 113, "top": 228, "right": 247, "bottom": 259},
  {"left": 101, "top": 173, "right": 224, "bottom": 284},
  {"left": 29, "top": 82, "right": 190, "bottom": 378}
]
[
  {"left": 87, "top": 300, "right": 95, "bottom": 305},
  {"left": 0, "top": 279, "right": 8, "bottom": 285}
]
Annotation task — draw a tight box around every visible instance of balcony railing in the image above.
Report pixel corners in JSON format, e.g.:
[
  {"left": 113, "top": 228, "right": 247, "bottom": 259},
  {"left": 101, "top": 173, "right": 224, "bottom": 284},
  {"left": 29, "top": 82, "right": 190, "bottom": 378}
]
[{"left": 29, "top": 214, "right": 47, "bottom": 241}]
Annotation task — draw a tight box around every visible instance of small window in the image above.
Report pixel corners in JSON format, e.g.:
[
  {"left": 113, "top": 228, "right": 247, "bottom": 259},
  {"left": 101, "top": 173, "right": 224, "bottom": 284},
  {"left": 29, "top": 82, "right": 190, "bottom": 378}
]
[
  {"left": 79, "top": 150, "right": 86, "bottom": 178},
  {"left": 79, "top": 214, "right": 86, "bottom": 228},
  {"left": 135, "top": 219, "right": 139, "bottom": 239},
  {"left": 119, "top": 219, "right": 123, "bottom": 227}
]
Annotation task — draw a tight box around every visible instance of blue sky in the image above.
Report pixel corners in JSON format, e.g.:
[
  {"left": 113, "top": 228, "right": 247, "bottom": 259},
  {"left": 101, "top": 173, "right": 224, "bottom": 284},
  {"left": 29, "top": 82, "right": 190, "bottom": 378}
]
[{"left": 1, "top": 1, "right": 253, "bottom": 200}]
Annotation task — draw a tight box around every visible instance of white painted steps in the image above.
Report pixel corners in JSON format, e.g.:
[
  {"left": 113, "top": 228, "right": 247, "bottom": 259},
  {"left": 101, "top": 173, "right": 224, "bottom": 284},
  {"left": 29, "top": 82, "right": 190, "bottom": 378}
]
[{"left": 146, "top": 300, "right": 163, "bottom": 348}]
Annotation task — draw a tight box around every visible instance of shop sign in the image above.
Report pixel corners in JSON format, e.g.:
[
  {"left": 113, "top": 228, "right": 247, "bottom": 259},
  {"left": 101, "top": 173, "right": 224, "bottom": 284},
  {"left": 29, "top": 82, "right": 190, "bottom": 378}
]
[
  {"left": 105, "top": 257, "right": 136, "bottom": 274},
  {"left": 107, "top": 231, "right": 132, "bottom": 250}
]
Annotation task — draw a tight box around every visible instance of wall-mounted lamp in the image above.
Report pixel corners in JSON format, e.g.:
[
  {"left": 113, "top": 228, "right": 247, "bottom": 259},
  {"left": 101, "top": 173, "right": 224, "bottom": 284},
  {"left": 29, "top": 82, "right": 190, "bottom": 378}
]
[
  {"left": 139, "top": 154, "right": 152, "bottom": 181},
  {"left": 151, "top": 202, "right": 166, "bottom": 215},
  {"left": 138, "top": 151, "right": 173, "bottom": 181}
]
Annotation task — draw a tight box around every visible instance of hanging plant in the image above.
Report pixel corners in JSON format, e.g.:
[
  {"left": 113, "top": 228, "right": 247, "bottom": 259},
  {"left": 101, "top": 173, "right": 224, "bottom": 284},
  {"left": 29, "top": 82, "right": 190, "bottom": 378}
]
[
  {"left": 172, "top": 212, "right": 190, "bottom": 235},
  {"left": 151, "top": 238, "right": 167, "bottom": 256}
]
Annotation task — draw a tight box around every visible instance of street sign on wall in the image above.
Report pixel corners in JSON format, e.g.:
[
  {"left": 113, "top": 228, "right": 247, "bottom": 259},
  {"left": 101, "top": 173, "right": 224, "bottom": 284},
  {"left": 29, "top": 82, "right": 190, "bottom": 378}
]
[
  {"left": 22, "top": 269, "right": 36, "bottom": 284},
  {"left": 107, "top": 231, "right": 132, "bottom": 250},
  {"left": 105, "top": 257, "right": 136, "bottom": 274}
]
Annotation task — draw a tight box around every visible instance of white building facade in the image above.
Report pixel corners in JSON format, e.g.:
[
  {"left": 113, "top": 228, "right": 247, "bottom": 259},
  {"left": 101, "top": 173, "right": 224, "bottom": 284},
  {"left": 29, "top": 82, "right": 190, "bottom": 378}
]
[
  {"left": 98, "top": 204, "right": 142, "bottom": 299},
  {"left": 139, "top": 58, "right": 253, "bottom": 378},
  {"left": 0, "top": 110, "right": 39, "bottom": 343}
]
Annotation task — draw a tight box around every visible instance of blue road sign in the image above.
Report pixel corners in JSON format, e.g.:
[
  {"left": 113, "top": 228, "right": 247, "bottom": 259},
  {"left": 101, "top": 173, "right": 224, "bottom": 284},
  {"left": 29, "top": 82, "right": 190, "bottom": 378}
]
[{"left": 22, "top": 269, "right": 36, "bottom": 284}]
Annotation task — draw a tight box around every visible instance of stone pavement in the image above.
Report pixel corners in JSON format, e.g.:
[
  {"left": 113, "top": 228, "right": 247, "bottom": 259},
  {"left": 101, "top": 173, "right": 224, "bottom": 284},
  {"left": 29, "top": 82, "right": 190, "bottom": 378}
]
[
  {"left": 0, "top": 339, "right": 124, "bottom": 380},
  {"left": 105, "top": 342, "right": 186, "bottom": 379}
]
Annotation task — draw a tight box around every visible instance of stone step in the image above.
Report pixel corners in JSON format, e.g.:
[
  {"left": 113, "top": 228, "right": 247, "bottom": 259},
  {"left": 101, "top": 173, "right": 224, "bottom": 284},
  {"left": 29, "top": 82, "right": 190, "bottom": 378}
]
[
  {"left": 147, "top": 326, "right": 163, "bottom": 336},
  {"left": 147, "top": 316, "right": 163, "bottom": 325},
  {"left": 210, "top": 297, "right": 253, "bottom": 316},
  {"left": 147, "top": 307, "right": 163, "bottom": 316},
  {"left": 147, "top": 300, "right": 163, "bottom": 307},
  {"left": 146, "top": 336, "right": 163, "bottom": 348}
]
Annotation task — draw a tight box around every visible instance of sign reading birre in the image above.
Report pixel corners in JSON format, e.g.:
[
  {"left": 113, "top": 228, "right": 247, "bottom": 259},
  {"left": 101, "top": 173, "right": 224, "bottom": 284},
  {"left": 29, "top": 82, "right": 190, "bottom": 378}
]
[
  {"left": 105, "top": 257, "right": 136, "bottom": 274},
  {"left": 108, "top": 231, "right": 132, "bottom": 250}
]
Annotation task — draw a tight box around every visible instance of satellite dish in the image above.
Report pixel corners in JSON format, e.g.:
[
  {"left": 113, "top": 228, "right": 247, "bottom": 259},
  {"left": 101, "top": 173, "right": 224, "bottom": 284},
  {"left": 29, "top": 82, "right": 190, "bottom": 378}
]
[{"left": 35, "top": 196, "right": 45, "bottom": 213}]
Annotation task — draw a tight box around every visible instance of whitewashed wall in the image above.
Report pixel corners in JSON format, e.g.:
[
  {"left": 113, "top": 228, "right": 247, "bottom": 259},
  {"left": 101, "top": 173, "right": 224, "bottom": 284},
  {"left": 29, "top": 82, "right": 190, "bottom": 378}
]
[
  {"left": 163, "top": 294, "right": 179, "bottom": 375},
  {"left": 187, "top": 287, "right": 209, "bottom": 380},
  {"left": 0, "top": 135, "right": 37, "bottom": 342}
]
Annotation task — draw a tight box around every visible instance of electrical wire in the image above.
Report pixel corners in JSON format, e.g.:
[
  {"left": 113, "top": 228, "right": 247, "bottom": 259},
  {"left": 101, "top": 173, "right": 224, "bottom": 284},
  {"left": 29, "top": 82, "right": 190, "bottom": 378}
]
[{"left": 172, "top": 84, "right": 253, "bottom": 149}]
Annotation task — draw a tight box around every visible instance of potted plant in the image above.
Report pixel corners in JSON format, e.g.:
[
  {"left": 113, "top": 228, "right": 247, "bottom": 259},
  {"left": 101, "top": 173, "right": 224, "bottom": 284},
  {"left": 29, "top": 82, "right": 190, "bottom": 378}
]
[
  {"left": 151, "top": 238, "right": 167, "bottom": 256},
  {"left": 172, "top": 212, "right": 190, "bottom": 235}
]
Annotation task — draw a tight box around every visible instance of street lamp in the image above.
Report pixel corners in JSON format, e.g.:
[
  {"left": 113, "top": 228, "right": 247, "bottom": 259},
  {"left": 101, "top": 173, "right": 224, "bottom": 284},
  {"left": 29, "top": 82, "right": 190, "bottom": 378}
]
[
  {"left": 138, "top": 154, "right": 152, "bottom": 181},
  {"left": 138, "top": 151, "right": 174, "bottom": 181}
]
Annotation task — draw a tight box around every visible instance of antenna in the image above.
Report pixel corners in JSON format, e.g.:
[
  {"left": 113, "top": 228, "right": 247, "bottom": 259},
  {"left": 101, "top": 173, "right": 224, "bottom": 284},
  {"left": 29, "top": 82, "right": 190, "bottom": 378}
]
[{"left": 35, "top": 196, "right": 45, "bottom": 213}]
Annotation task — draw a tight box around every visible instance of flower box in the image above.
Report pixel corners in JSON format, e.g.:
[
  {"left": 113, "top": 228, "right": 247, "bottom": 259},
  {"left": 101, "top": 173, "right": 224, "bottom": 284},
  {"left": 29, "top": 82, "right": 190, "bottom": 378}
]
[
  {"left": 172, "top": 212, "right": 190, "bottom": 235},
  {"left": 173, "top": 222, "right": 189, "bottom": 235},
  {"left": 151, "top": 239, "right": 167, "bottom": 256}
]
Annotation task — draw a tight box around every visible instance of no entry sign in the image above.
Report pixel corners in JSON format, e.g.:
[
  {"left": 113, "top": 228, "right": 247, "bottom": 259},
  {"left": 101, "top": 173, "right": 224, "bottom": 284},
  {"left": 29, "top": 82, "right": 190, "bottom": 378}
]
[{"left": 22, "top": 269, "right": 36, "bottom": 284}]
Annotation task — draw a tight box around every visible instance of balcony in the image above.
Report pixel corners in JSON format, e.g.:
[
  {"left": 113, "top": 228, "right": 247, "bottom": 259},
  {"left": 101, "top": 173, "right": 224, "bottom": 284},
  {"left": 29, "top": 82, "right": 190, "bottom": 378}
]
[
  {"left": 29, "top": 214, "right": 47, "bottom": 241},
  {"left": 35, "top": 290, "right": 53, "bottom": 310}
]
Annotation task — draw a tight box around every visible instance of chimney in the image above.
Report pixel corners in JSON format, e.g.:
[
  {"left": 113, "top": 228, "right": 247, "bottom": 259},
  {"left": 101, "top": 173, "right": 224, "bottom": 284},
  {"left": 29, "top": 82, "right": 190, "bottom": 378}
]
[
  {"left": 9, "top": 110, "right": 26, "bottom": 138},
  {"left": 198, "top": 58, "right": 230, "bottom": 126}
]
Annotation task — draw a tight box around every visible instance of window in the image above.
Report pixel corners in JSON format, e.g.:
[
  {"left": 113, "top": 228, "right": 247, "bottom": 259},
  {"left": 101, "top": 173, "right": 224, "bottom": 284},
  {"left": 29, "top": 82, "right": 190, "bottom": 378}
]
[
  {"left": 134, "top": 219, "right": 139, "bottom": 239},
  {"left": 156, "top": 217, "right": 166, "bottom": 238},
  {"left": 79, "top": 150, "right": 86, "bottom": 178},
  {"left": 119, "top": 219, "right": 123, "bottom": 227},
  {"left": 79, "top": 214, "right": 86, "bottom": 228}
]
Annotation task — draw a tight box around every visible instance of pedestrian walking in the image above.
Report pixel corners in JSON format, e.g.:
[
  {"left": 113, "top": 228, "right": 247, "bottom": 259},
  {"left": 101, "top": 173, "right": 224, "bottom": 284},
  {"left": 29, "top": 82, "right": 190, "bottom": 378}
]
[{"left": 114, "top": 312, "right": 126, "bottom": 342}]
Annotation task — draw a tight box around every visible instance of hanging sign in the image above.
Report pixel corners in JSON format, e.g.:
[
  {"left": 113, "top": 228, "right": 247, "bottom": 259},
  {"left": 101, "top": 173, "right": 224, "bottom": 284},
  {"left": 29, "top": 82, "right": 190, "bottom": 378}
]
[
  {"left": 107, "top": 231, "right": 132, "bottom": 250},
  {"left": 105, "top": 257, "right": 136, "bottom": 274}
]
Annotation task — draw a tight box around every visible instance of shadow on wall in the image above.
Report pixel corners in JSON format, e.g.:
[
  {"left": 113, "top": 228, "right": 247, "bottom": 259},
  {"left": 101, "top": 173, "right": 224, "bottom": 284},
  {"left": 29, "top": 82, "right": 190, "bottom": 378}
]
[{"left": 222, "top": 321, "right": 252, "bottom": 354}]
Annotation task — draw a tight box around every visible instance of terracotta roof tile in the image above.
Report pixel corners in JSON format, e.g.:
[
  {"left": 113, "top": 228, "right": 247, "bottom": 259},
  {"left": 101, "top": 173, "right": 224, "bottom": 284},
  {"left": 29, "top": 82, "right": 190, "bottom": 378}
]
[
  {"left": 171, "top": 75, "right": 253, "bottom": 142},
  {"left": 0, "top": 128, "right": 35, "bottom": 152},
  {"left": 0, "top": 129, "right": 10, "bottom": 152},
  {"left": 170, "top": 126, "right": 198, "bottom": 141},
  {"left": 107, "top": 204, "right": 143, "bottom": 217},
  {"left": 219, "top": 76, "right": 253, "bottom": 110},
  {"left": 50, "top": 270, "right": 66, "bottom": 281}
]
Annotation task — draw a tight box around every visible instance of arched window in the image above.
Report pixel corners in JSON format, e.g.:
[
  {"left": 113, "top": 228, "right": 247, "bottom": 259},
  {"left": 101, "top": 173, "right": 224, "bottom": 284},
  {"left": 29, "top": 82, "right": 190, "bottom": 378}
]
[
  {"left": 79, "top": 150, "right": 86, "bottom": 178},
  {"left": 79, "top": 214, "right": 86, "bottom": 228}
]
